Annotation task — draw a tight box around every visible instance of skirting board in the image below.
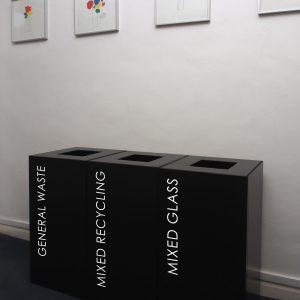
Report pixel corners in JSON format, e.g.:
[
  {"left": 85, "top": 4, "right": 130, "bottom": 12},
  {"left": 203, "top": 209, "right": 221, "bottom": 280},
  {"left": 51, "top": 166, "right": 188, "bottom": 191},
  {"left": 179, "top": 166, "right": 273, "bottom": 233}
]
[
  {"left": 0, "top": 217, "right": 29, "bottom": 240},
  {"left": 249, "top": 267, "right": 300, "bottom": 289},
  {"left": 0, "top": 224, "right": 29, "bottom": 241},
  {"left": 0, "top": 216, "right": 29, "bottom": 229},
  {"left": 260, "top": 280, "right": 300, "bottom": 300},
  {"left": 261, "top": 270, "right": 300, "bottom": 290}
]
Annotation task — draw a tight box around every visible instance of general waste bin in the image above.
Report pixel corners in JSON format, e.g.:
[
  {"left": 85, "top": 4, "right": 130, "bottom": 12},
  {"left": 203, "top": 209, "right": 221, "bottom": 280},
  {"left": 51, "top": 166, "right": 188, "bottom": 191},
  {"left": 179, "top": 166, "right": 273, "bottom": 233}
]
[
  {"left": 29, "top": 147, "right": 122, "bottom": 298},
  {"left": 86, "top": 151, "right": 185, "bottom": 300},
  {"left": 157, "top": 156, "right": 263, "bottom": 300}
]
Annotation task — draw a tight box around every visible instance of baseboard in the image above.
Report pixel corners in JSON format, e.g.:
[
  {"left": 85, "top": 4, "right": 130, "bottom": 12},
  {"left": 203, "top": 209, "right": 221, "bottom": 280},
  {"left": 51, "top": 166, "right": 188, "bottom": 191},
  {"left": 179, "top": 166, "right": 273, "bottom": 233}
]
[
  {"left": 0, "top": 217, "right": 29, "bottom": 240},
  {"left": 260, "top": 280, "right": 300, "bottom": 300},
  {"left": 261, "top": 270, "right": 300, "bottom": 290},
  {"left": 0, "top": 224, "right": 29, "bottom": 241},
  {"left": 0, "top": 216, "right": 29, "bottom": 229}
]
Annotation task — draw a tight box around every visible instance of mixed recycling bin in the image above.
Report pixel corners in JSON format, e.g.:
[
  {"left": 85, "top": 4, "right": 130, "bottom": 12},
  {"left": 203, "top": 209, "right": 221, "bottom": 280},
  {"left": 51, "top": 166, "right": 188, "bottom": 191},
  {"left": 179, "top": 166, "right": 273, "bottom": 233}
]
[
  {"left": 86, "top": 151, "right": 184, "bottom": 300},
  {"left": 157, "top": 155, "right": 263, "bottom": 300},
  {"left": 29, "top": 147, "right": 122, "bottom": 298}
]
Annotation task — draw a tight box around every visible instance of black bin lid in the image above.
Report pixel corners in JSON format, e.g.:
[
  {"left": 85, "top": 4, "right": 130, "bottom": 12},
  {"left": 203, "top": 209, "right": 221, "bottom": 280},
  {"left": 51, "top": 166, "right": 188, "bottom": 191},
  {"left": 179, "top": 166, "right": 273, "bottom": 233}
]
[
  {"left": 90, "top": 150, "right": 185, "bottom": 168},
  {"left": 30, "top": 147, "right": 123, "bottom": 161},
  {"left": 162, "top": 155, "right": 263, "bottom": 177}
]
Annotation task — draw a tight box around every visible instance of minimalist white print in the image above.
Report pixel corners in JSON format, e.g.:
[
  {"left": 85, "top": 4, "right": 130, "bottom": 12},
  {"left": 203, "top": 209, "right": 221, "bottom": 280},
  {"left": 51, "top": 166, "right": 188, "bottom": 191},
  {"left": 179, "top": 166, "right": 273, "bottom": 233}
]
[
  {"left": 177, "top": 0, "right": 185, "bottom": 11},
  {"left": 75, "top": 0, "right": 119, "bottom": 36},
  {"left": 156, "top": 0, "right": 211, "bottom": 26},
  {"left": 258, "top": 0, "right": 300, "bottom": 14},
  {"left": 11, "top": 0, "right": 48, "bottom": 43}
]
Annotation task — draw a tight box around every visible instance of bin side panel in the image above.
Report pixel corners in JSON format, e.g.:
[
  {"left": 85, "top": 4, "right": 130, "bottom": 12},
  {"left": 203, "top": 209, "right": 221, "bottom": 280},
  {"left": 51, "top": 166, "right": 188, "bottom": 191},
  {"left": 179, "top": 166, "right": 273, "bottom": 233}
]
[{"left": 246, "top": 163, "right": 263, "bottom": 297}]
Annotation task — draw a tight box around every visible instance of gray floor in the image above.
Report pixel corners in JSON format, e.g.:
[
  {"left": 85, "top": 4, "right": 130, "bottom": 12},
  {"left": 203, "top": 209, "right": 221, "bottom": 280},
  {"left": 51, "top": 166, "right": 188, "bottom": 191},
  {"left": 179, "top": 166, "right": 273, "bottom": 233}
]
[
  {"left": 0, "top": 234, "right": 79, "bottom": 300},
  {"left": 0, "top": 234, "right": 274, "bottom": 300}
]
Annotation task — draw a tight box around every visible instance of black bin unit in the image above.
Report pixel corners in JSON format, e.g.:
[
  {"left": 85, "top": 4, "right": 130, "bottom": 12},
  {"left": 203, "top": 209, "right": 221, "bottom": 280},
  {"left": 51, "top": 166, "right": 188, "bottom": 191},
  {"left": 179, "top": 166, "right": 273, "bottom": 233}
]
[
  {"left": 29, "top": 147, "right": 122, "bottom": 298},
  {"left": 157, "top": 156, "right": 263, "bottom": 300},
  {"left": 86, "top": 151, "right": 184, "bottom": 300}
]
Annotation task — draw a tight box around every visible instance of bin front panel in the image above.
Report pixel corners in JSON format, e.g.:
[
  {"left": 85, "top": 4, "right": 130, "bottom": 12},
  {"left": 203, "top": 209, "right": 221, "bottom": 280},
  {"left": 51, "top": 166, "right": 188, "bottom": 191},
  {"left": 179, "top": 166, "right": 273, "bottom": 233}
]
[{"left": 87, "top": 162, "right": 157, "bottom": 300}]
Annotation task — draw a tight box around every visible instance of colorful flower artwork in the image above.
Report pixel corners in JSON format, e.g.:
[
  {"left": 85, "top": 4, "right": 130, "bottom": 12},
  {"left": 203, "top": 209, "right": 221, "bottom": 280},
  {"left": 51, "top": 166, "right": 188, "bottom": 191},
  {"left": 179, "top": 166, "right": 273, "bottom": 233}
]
[
  {"left": 86, "top": 0, "right": 106, "bottom": 14},
  {"left": 12, "top": 0, "right": 48, "bottom": 43},
  {"left": 24, "top": 5, "right": 32, "bottom": 18},
  {"left": 74, "top": 0, "right": 118, "bottom": 36}
]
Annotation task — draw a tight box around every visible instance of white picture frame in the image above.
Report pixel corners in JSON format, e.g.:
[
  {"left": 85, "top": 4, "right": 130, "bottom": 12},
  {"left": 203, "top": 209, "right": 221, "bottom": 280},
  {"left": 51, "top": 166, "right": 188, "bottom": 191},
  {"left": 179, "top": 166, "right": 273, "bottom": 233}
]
[
  {"left": 11, "top": 0, "right": 48, "bottom": 43},
  {"left": 258, "top": 0, "right": 300, "bottom": 14},
  {"left": 155, "top": 0, "right": 211, "bottom": 26},
  {"left": 74, "top": 0, "right": 119, "bottom": 36}
]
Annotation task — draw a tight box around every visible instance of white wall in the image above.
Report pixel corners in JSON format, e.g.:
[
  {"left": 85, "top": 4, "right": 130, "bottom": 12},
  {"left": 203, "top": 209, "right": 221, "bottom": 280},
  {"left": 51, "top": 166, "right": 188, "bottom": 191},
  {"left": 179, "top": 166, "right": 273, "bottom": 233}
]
[{"left": 1, "top": 0, "right": 300, "bottom": 290}]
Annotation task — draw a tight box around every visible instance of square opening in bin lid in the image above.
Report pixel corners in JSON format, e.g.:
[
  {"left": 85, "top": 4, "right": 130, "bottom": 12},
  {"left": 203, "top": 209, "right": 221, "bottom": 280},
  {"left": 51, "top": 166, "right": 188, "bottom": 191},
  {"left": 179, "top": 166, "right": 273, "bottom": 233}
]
[
  {"left": 163, "top": 155, "right": 262, "bottom": 177},
  {"left": 30, "top": 147, "right": 123, "bottom": 161},
  {"left": 192, "top": 160, "right": 236, "bottom": 170},
  {"left": 90, "top": 151, "right": 185, "bottom": 167},
  {"left": 120, "top": 154, "right": 163, "bottom": 163},
  {"left": 60, "top": 150, "right": 100, "bottom": 157}
]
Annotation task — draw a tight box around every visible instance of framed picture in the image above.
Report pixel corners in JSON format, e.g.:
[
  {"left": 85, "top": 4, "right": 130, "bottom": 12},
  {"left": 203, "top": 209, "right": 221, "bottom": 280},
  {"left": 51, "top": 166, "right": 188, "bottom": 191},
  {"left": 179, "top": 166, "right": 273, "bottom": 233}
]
[
  {"left": 11, "top": 0, "right": 48, "bottom": 43},
  {"left": 258, "top": 0, "right": 300, "bottom": 14},
  {"left": 155, "top": 0, "right": 211, "bottom": 26},
  {"left": 74, "top": 0, "right": 119, "bottom": 36}
]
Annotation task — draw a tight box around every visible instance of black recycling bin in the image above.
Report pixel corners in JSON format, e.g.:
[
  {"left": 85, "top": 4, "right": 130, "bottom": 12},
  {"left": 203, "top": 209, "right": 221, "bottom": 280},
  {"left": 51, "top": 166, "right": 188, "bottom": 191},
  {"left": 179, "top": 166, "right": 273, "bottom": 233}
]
[
  {"left": 29, "top": 147, "right": 122, "bottom": 298},
  {"left": 86, "top": 151, "right": 185, "bottom": 300},
  {"left": 157, "top": 156, "right": 263, "bottom": 300}
]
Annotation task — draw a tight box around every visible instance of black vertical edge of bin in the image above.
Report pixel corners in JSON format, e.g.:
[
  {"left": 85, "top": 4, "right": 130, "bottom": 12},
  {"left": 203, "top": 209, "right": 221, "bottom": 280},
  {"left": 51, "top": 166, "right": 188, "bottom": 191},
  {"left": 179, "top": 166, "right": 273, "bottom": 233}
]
[
  {"left": 86, "top": 151, "right": 185, "bottom": 300},
  {"left": 29, "top": 147, "right": 123, "bottom": 298},
  {"left": 157, "top": 156, "right": 263, "bottom": 300}
]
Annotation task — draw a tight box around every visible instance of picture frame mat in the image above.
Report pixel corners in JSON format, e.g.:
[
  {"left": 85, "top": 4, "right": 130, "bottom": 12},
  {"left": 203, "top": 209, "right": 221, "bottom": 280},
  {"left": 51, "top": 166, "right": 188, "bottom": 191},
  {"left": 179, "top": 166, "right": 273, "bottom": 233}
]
[
  {"left": 258, "top": 0, "right": 300, "bottom": 14},
  {"left": 155, "top": 0, "right": 211, "bottom": 26}
]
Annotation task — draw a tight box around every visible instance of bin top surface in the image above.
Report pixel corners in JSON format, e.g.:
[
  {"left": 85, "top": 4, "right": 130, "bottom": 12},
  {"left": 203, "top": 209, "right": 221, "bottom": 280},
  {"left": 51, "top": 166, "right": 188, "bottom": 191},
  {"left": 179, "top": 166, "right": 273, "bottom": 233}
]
[
  {"left": 30, "top": 147, "right": 123, "bottom": 161},
  {"left": 162, "top": 155, "right": 263, "bottom": 177},
  {"left": 90, "top": 151, "right": 185, "bottom": 168}
]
